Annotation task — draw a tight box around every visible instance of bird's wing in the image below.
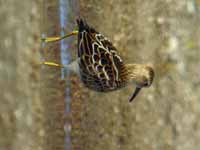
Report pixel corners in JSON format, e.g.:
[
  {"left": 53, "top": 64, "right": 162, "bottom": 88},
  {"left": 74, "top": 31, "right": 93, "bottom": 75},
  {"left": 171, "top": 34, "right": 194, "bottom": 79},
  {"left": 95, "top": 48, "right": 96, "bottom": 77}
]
[{"left": 77, "top": 18, "right": 125, "bottom": 91}]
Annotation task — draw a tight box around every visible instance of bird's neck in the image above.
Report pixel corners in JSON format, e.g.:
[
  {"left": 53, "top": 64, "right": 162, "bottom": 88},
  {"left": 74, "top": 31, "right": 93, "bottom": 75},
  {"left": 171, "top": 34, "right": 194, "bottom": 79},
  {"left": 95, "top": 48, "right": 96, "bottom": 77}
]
[{"left": 123, "top": 64, "right": 147, "bottom": 84}]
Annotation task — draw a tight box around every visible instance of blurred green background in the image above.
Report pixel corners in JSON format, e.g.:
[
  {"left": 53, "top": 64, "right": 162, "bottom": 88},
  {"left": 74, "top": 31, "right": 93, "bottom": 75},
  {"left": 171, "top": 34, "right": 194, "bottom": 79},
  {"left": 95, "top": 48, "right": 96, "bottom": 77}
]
[{"left": 0, "top": 0, "right": 200, "bottom": 150}]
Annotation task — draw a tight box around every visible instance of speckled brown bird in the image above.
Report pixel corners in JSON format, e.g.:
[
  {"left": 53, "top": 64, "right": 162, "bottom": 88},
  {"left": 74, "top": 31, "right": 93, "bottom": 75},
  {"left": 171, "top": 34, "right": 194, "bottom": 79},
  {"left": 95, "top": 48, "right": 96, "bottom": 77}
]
[{"left": 42, "top": 18, "right": 154, "bottom": 102}]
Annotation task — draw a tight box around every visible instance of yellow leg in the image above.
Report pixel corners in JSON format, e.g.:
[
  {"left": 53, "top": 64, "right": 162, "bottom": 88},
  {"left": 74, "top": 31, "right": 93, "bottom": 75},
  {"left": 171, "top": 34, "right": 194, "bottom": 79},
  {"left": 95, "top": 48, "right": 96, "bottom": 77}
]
[
  {"left": 41, "top": 61, "right": 64, "bottom": 68},
  {"left": 41, "top": 30, "right": 78, "bottom": 43}
]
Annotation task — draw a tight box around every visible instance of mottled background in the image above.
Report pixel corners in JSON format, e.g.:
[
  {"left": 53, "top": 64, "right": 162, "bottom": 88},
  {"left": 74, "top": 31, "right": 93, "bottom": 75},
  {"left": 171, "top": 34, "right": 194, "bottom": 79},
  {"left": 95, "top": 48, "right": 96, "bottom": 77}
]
[{"left": 0, "top": 0, "right": 200, "bottom": 150}]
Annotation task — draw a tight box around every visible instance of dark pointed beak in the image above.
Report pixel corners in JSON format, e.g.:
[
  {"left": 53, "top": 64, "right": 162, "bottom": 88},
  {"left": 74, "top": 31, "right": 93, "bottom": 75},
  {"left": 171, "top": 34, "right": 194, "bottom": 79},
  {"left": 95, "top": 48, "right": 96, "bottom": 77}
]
[{"left": 129, "top": 87, "right": 141, "bottom": 102}]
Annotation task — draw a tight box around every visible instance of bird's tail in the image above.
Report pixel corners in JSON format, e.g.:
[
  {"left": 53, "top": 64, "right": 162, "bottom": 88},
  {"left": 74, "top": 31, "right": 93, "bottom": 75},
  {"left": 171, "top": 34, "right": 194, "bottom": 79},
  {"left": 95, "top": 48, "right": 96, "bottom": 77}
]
[{"left": 76, "top": 18, "right": 90, "bottom": 32}]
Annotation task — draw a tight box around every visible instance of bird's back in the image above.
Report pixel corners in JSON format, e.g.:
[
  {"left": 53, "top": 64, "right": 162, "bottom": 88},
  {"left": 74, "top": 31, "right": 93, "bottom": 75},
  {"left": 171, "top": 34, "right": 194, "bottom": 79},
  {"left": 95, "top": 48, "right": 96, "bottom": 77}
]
[{"left": 76, "top": 18, "right": 127, "bottom": 92}]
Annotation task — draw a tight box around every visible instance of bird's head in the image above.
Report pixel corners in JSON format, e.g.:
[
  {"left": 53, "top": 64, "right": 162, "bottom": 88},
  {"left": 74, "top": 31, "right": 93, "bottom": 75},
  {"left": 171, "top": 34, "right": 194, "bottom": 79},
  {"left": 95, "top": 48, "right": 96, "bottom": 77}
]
[{"left": 126, "top": 64, "right": 154, "bottom": 102}]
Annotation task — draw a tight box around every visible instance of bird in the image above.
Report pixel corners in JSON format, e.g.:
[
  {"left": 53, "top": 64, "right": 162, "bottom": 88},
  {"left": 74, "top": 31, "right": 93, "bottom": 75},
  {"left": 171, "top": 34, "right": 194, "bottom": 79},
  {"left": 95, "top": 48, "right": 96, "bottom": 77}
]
[{"left": 42, "top": 18, "right": 154, "bottom": 102}]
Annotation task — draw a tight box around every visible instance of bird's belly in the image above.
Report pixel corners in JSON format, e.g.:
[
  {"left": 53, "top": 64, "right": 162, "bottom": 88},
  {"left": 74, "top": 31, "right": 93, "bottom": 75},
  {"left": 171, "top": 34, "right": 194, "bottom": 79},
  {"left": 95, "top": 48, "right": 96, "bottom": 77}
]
[{"left": 80, "top": 76, "right": 126, "bottom": 92}]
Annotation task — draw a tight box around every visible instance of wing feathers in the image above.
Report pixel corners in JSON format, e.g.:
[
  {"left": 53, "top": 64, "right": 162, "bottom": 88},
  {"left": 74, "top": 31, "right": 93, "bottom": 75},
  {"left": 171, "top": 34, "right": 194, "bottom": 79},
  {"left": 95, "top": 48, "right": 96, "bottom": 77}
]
[{"left": 77, "top": 19, "right": 126, "bottom": 91}]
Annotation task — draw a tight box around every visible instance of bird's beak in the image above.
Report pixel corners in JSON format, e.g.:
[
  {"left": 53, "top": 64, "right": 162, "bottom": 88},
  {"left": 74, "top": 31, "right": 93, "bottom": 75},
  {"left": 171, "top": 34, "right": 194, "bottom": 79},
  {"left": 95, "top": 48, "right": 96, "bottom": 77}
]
[{"left": 129, "top": 87, "right": 141, "bottom": 102}]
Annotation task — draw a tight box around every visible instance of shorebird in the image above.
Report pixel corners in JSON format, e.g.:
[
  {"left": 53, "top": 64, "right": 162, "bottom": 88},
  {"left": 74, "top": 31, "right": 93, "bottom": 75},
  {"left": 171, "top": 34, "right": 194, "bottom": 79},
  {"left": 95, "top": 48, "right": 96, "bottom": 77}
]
[{"left": 42, "top": 18, "right": 154, "bottom": 102}]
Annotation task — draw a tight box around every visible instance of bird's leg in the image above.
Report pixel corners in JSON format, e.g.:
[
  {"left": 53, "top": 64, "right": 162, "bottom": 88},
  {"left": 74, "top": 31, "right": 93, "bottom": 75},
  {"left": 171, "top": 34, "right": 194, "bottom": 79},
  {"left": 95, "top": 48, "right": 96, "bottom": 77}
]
[
  {"left": 41, "top": 61, "right": 68, "bottom": 79},
  {"left": 41, "top": 59, "right": 79, "bottom": 75},
  {"left": 41, "top": 30, "right": 78, "bottom": 43},
  {"left": 41, "top": 61, "right": 64, "bottom": 68}
]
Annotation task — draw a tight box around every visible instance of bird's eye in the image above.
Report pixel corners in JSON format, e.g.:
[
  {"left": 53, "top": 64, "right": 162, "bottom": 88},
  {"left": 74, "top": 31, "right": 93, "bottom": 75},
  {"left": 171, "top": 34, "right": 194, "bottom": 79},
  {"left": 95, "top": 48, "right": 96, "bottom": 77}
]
[{"left": 141, "top": 76, "right": 149, "bottom": 87}]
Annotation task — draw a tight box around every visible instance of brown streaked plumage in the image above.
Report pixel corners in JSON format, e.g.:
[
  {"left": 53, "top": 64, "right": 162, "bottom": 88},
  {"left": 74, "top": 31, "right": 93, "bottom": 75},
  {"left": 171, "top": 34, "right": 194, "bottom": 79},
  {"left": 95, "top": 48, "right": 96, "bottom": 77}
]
[{"left": 76, "top": 18, "right": 154, "bottom": 102}]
